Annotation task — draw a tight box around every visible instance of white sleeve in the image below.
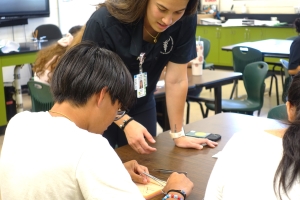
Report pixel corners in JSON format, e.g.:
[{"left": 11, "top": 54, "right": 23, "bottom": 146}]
[
  {"left": 75, "top": 136, "right": 144, "bottom": 200},
  {"left": 204, "top": 133, "right": 244, "bottom": 200}
]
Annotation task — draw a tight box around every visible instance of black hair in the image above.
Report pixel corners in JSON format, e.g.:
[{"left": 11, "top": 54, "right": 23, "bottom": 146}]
[
  {"left": 294, "top": 18, "right": 300, "bottom": 33},
  {"left": 68, "top": 25, "right": 83, "bottom": 36},
  {"left": 273, "top": 71, "right": 300, "bottom": 199},
  {"left": 51, "top": 41, "right": 136, "bottom": 111}
]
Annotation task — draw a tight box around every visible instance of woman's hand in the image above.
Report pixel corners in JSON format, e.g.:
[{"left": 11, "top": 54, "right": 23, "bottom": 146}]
[
  {"left": 124, "top": 120, "right": 157, "bottom": 154},
  {"left": 123, "top": 160, "right": 150, "bottom": 184},
  {"left": 174, "top": 136, "right": 218, "bottom": 149}
]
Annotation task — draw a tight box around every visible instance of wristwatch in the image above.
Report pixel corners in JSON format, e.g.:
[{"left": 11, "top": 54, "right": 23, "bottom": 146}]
[{"left": 169, "top": 128, "right": 185, "bottom": 139}]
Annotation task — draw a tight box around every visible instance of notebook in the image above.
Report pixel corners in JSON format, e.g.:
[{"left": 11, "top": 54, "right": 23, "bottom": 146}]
[{"left": 135, "top": 179, "right": 164, "bottom": 199}]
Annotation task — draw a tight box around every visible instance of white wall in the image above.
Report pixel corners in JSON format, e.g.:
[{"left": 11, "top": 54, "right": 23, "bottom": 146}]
[
  {"left": 58, "top": 0, "right": 101, "bottom": 35},
  {"left": 219, "top": 0, "right": 300, "bottom": 14}
]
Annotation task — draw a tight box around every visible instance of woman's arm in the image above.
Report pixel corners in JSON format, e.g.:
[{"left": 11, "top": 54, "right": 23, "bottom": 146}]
[{"left": 165, "top": 61, "right": 218, "bottom": 149}]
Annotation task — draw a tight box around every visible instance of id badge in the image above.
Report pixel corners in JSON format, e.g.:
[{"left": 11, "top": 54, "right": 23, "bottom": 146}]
[{"left": 134, "top": 72, "right": 147, "bottom": 98}]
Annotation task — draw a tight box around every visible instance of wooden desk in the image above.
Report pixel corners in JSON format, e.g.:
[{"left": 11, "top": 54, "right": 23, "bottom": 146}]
[
  {"left": 222, "top": 39, "right": 292, "bottom": 58},
  {"left": 116, "top": 113, "right": 286, "bottom": 200},
  {"left": 155, "top": 69, "right": 242, "bottom": 131},
  {"left": 0, "top": 41, "right": 53, "bottom": 127}
]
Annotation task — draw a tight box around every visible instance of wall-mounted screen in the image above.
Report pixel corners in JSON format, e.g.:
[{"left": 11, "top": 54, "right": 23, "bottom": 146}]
[{"left": 0, "top": 0, "right": 50, "bottom": 20}]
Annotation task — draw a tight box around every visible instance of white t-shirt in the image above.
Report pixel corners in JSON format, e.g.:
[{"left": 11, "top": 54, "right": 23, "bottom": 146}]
[
  {"left": 204, "top": 130, "right": 300, "bottom": 200},
  {"left": 0, "top": 111, "right": 144, "bottom": 200}
]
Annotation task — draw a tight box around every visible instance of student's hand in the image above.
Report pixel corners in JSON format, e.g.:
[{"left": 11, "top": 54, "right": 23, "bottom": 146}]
[
  {"left": 163, "top": 172, "right": 194, "bottom": 197},
  {"left": 123, "top": 160, "right": 150, "bottom": 184},
  {"left": 124, "top": 120, "right": 157, "bottom": 154},
  {"left": 174, "top": 136, "right": 218, "bottom": 150}
]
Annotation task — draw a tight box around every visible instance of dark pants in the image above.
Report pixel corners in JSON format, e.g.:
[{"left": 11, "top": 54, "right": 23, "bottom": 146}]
[
  {"left": 156, "top": 87, "right": 203, "bottom": 128},
  {"left": 103, "top": 107, "right": 157, "bottom": 148}
]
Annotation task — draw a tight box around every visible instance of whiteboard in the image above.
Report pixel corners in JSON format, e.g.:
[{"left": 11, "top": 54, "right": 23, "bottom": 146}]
[{"left": 58, "top": 0, "right": 104, "bottom": 35}]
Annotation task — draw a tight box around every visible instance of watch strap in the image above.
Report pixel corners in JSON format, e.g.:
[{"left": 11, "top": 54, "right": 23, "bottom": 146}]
[{"left": 169, "top": 128, "right": 185, "bottom": 139}]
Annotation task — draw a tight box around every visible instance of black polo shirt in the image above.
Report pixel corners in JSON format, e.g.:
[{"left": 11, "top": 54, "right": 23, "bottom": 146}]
[
  {"left": 83, "top": 7, "right": 197, "bottom": 115},
  {"left": 289, "top": 35, "right": 300, "bottom": 70}
]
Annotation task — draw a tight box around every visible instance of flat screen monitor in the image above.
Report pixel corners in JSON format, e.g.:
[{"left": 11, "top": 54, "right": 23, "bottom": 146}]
[{"left": 0, "top": 0, "right": 50, "bottom": 20}]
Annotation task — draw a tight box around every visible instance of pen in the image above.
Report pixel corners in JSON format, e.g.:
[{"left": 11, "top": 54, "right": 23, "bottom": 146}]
[
  {"left": 152, "top": 169, "right": 188, "bottom": 176},
  {"left": 141, "top": 172, "right": 167, "bottom": 186}
]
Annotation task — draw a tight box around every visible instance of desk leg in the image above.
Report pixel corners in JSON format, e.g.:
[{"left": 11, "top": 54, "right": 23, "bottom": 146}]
[
  {"left": 214, "top": 86, "right": 222, "bottom": 114},
  {"left": 0, "top": 67, "right": 8, "bottom": 126}
]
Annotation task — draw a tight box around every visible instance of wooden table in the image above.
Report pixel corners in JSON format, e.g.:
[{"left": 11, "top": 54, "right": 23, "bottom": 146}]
[
  {"left": 155, "top": 69, "right": 242, "bottom": 131},
  {"left": 115, "top": 113, "right": 286, "bottom": 200}
]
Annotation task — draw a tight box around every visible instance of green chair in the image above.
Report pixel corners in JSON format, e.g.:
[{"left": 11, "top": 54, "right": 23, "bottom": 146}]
[
  {"left": 200, "top": 38, "right": 214, "bottom": 70},
  {"left": 27, "top": 80, "right": 54, "bottom": 112},
  {"left": 205, "top": 61, "right": 268, "bottom": 116},
  {"left": 267, "top": 104, "right": 288, "bottom": 121},
  {"left": 230, "top": 46, "right": 279, "bottom": 106}
]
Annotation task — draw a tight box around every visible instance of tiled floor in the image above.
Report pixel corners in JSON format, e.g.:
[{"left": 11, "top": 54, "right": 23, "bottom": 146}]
[{"left": 0, "top": 69, "right": 284, "bottom": 155}]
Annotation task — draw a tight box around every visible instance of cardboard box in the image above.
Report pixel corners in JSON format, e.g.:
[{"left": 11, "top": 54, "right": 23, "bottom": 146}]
[{"left": 197, "top": 14, "right": 214, "bottom": 24}]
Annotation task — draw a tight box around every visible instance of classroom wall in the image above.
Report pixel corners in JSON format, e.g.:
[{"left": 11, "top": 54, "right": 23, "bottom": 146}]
[{"left": 219, "top": 0, "right": 300, "bottom": 14}]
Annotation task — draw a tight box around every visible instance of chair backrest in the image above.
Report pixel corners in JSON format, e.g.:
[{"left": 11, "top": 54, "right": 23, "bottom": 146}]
[
  {"left": 232, "top": 46, "right": 263, "bottom": 73},
  {"left": 243, "top": 61, "right": 268, "bottom": 107},
  {"left": 280, "top": 59, "right": 291, "bottom": 103},
  {"left": 27, "top": 80, "right": 54, "bottom": 112},
  {"left": 33, "top": 24, "right": 63, "bottom": 40},
  {"left": 267, "top": 104, "right": 288, "bottom": 121},
  {"left": 200, "top": 38, "right": 210, "bottom": 59}
]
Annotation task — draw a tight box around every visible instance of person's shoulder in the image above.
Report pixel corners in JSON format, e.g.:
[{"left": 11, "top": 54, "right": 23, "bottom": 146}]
[
  {"left": 6, "top": 111, "right": 48, "bottom": 131},
  {"left": 89, "top": 6, "right": 120, "bottom": 28},
  {"left": 291, "top": 36, "right": 300, "bottom": 46},
  {"left": 9, "top": 111, "right": 35, "bottom": 122},
  {"left": 294, "top": 36, "right": 300, "bottom": 41},
  {"left": 178, "top": 13, "right": 197, "bottom": 24}
]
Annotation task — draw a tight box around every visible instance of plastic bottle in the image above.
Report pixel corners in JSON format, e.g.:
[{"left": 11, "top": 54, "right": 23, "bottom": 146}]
[{"left": 191, "top": 36, "right": 204, "bottom": 76}]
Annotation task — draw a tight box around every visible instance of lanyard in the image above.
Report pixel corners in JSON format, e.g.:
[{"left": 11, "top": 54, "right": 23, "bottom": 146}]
[{"left": 137, "top": 52, "right": 146, "bottom": 74}]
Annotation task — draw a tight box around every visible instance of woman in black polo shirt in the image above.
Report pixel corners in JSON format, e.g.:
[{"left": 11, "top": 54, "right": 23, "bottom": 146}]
[
  {"left": 288, "top": 18, "right": 300, "bottom": 75},
  {"left": 82, "top": 0, "right": 218, "bottom": 154}
]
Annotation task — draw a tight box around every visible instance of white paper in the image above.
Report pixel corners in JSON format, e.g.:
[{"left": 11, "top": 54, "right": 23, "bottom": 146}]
[{"left": 212, "top": 151, "right": 222, "bottom": 158}]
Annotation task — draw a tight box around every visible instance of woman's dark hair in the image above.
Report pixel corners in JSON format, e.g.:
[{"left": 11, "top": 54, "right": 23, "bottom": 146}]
[
  {"left": 51, "top": 41, "right": 136, "bottom": 111},
  {"left": 273, "top": 71, "right": 300, "bottom": 199},
  {"left": 69, "top": 25, "right": 83, "bottom": 36},
  {"left": 294, "top": 18, "right": 300, "bottom": 33},
  {"left": 97, "top": 0, "right": 198, "bottom": 23}
]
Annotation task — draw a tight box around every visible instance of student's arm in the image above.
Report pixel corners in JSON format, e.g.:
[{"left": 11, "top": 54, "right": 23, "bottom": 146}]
[
  {"left": 288, "top": 65, "right": 300, "bottom": 75},
  {"left": 165, "top": 61, "right": 218, "bottom": 149},
  {"left": 76, "top": 136, "right": 145, "bottom": 199}
]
